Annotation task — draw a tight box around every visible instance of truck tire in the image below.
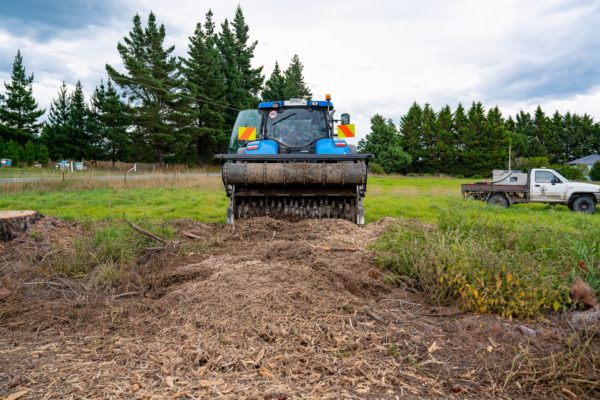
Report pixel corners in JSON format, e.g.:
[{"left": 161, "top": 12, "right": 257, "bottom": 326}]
[
  {"left": 572, "top": 195, "right": 596, "bottom": 214},
  {"left": 487, "top": 193, "right": 509, "bottom": 208}
]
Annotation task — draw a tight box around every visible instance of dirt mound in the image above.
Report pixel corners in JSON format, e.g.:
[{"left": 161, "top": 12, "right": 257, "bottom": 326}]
[{"left": 0, "top": 217, "right": 597, "bottom": 399}]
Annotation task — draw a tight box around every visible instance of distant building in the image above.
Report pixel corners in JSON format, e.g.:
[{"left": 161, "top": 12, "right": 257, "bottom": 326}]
[{"left": 568, "top": 154, "right": 600, "bottom": 171}]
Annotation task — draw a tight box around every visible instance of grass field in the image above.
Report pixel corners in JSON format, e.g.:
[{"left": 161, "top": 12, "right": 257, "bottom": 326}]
[{"left": 0, "top": 173, "right": 597, "bottom": 225}]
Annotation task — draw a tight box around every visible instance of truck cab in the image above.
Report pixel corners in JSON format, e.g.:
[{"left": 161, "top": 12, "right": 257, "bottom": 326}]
[{"left": 529, "top": 168, "right": 600, "bottom": 211}]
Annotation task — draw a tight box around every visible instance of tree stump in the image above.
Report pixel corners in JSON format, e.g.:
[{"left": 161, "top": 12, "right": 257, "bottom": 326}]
[{"left": 0, "top": 210, "right": 42, "bottom": 241}]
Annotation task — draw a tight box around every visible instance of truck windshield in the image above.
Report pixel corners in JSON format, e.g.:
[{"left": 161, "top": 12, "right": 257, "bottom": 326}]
[{"left": 264, "top": 108, "right": 328, "bottom": 148}]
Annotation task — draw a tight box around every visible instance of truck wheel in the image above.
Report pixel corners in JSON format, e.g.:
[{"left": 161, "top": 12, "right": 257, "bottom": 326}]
[
  {"left": 572, "top": 196, "right": 596, "bottom": 214},
  {"left": 487, "top": 194, "right": 509, "bottom": 208}
]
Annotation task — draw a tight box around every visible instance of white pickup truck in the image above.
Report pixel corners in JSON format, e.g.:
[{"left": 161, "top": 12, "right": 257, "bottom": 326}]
[{"left": 461, "top": 168, "right": 600, "bottom": 213}]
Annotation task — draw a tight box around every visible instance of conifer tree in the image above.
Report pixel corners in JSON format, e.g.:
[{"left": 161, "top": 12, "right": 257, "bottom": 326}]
[
  {"left": 4, "top": 140, "right": 21, "bottom": 164},
  {"left": 41, "top": 82, "right": 71, "bottom": 160},
  {"left": 262, "top": 62, "right": 286, "bottom": 101},
  {"left": 107, "top": 12, "right": 191, "bottom": 163},
  {"left": 90, "top": 79, "right": 132, "bottom": 165},
  {"left": 0, "top": 50, "right": 45, "bottom": 142},
  {"left": 218, "top": 19, "right": 245, "bottom": 128},
  {"left": 462, "top": 102, "right": 487, "bottom": 176},
  {"left": 483, "top": 106, "right": 509, "bottom": 171},
  {"left": 36, "top": 143, "right": 49, "bottom": 164},
  {"left": 181, "top": 10, "right": 228, "bottom": 163},
  {"left": 23, "top": 140, "right": 36, "bottom": 165},
  {"left": 218, "top": 6, "right": 263, "bottom": 127},
  {"left": 231, "top": 5, "right": 264, "bottom": 105},
  {"left": 283, "top": 55, "right": 312, "bottom": 99},
  {"left": 68, "top": 80, "right": 90, "bottom": 160},
  {"left": 453, "top": 103, "right": 469, "bottom": 169},
  {"left": 399, "top": 102, "right": 423, "bottom": 167},
  {"left": 358, "top": 114, "right": 411, "bottom": 173},
  {"left": 434, "top": 105, "right": 454, "bottom": 173},
  {"left": 419, "top": 104, "right": 437, "bottom": 173}
]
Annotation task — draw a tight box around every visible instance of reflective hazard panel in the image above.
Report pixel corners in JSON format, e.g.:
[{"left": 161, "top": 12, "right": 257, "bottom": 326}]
[
  {"left": 238, "top": 126, "right": 257, "bottom": 141},
  {"left": 337, "top": 124, "right": 355, "bottom": 138}
]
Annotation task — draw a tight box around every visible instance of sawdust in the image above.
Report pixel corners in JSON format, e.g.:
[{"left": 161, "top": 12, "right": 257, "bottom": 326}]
[{"left": 0, "top": 217, "right": 598, "bottom": 399}]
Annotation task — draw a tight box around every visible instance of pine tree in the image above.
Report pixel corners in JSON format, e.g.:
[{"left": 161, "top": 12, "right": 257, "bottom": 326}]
[
  {"left": 181, "top": 10, "right": 228, "bottom": 163},
  {"left": 41, "top": 82, "right": 71, "bottom": 160},
  {"left": 548, "top": 111, "right": 564, "bottom": 163},
  {"left": 419, "top": 104, "right": 437, "bottom": 173},
  {"left": 0, "top": 50, "right": 45, "bottom": 143},
  {"left": 90, "top": 79, "right": 132, "bottom": 166},
  {"left": 107, "top": 12, "right": 192, "bottom": 163},
  {"left": 68, "top": 81, "right": 90, "bottom": 160},
  {"left": 262, "top": 62, "right": 286, "bottom": 101},
  {"left": 483, "top": 106, "right": 509, "bottom": 172},
  {"left": 506, "top": 114, "right": 528, "bottom": 160},
  {"left": 462, "top": 102, "right": 487, "bottom": 176},
  {"left": 217, "top": 19, "right": 245, "bottom": 129},
  {"left": 452, "top": 103, "right": 469, "bottom": 175},
  {"left": 23, "top": 140, "right": 36, "bottom": 165},
  {"left": 434, "top": 105, "right": 455, "bottom": 174},
  {"left": 399, "top": 102, "right": 423, "bottom": 171},
  {"left": 231, "top": 5, "right": 264, "bottom": 106},
  {"left": 358, "top": 114, "right": 411, "bottom": 173},
  {"left": 283, "top": 55, "right": 312, "bottom": 99},
  {"left": 4, "top": 140, "right": 21, "bottom": 164},
  {"left": 36, "top": 143, "right": 49, "bottom": 164},
  {"left": 218, "top": 6, "right": 264, "bottom": 127}
]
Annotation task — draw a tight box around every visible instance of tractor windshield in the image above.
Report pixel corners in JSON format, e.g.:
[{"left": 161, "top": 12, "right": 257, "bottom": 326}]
[{"left": 264, "top": 108, "right": 329, "bottom": 148}]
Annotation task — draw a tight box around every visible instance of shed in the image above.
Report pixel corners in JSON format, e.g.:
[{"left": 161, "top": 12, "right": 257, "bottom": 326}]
[{"left": 568, "top": 154, "right": 600, "bottom": 171}]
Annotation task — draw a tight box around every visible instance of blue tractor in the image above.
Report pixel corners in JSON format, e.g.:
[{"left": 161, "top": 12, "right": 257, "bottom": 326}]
[{"left": 216, "top": 96, "right": 370, "bottom": 224}]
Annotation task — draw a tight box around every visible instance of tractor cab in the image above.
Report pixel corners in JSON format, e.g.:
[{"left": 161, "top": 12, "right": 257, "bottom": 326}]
[{"left": 228, "top": 98, "right": 355, "bottom": 155}]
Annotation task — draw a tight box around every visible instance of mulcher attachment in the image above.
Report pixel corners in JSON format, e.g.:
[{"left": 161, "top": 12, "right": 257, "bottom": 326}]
[{"left": 216, "top": 154, "right": 370, "bottom": 225}]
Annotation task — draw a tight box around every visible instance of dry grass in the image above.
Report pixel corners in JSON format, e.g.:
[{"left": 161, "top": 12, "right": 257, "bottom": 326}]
[
  {"left": 502, "top": 327, "right": 600, "bottom": 397},
  {"left": 1, "top": 173, "right": 223, "bottom": 193}
]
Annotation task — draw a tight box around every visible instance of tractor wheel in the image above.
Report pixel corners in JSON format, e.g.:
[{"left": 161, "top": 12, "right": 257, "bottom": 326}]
[
  {"left": 572, "top": 196, "right": 596, "bottom": 214},
  {"left": 487, "top": 194, "right": 509, "bottom": 208}
]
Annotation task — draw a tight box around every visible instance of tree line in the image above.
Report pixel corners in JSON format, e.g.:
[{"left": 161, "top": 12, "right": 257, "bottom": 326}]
[
  {"left": 360, "top": 102, "right": 600, "bottom": 177},
  {"left": 1, "top": 7, "right": 599, "bottom": 174},
  {"left": 0, "top": 6, "right": 312, "bottom": 166}
]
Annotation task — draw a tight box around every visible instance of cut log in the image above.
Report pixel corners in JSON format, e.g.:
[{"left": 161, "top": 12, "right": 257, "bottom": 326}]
[{"left": 0, "top": 210, "right": 42, "bottom": 241}]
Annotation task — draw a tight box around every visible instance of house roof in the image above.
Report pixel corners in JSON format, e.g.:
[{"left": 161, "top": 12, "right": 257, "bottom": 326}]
[{"left": 567, "top": 153, "right": 600, "bottom": 165}]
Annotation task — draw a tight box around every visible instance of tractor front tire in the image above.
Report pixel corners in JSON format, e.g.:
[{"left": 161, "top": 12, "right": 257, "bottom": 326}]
[{"left": 572, "top": 196, "right": 596, "bottom": 214}]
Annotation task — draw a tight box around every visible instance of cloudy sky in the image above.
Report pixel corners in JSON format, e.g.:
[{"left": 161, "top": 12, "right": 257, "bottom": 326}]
[{"left": 1, "top": 0, "right": 599, "bottom": 143}]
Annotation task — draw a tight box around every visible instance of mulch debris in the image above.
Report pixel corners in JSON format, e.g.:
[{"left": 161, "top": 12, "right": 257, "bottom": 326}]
[{"left": 0, "top": 216, "right": 598, "bottom": 399}]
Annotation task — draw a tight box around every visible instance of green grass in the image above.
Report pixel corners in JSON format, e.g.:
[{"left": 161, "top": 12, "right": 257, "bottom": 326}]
[
  {"left": 1, "top": 175, "right": 598, "bottom": 228},
  {"left": 0, "top": 186, "right": 228, "bottom": 222}
]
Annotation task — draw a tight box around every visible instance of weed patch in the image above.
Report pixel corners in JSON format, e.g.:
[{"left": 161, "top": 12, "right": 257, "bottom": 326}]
[
  {"left": 43, "top": 221, "right": 164, "bottom": 286},
  {"left": 373, "top": 202, "right": 600, "bottom": 317}
]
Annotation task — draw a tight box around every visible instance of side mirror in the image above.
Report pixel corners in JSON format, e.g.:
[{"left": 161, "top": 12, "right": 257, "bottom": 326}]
[{"left": 341, "top": 113, "right": 350, "bottom": 125}]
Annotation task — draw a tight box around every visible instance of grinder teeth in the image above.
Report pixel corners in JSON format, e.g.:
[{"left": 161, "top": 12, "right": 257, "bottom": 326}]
[{"left": 235, "top": 197, "right": 357, "bottom": 222}]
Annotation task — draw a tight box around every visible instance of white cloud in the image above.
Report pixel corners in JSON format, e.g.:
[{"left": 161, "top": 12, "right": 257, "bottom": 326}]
[{"left": 1, "top": 0, "right": 600, "bottom": 145}]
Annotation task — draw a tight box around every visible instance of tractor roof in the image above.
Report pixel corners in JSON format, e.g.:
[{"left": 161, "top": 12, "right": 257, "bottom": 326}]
[{"left": 258, "top": 99, "right": 332, "bottom": 109}]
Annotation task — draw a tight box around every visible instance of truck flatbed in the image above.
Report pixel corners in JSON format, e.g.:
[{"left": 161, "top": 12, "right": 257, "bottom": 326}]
[{"left": 461, "top": 183, "right": 529, "bottom": 193}]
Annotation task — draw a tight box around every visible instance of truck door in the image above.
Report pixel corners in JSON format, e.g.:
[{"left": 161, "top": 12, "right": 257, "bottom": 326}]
[{"left": 531, "top": 170, "right": 567, "bottom": 202}]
